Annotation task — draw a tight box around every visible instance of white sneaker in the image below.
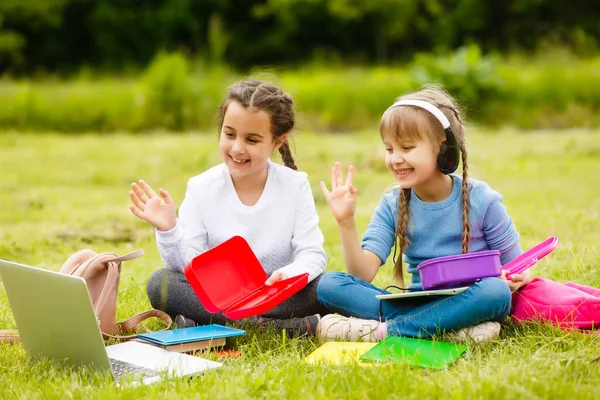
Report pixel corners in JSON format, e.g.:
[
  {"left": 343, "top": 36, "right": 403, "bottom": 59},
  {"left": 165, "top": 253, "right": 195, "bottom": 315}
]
[
  {"left": 316, "top": 314, "right": 382, "bottom": 345},
  {"left": 446, "top": 321, "right": 501, "bottom": 343}
]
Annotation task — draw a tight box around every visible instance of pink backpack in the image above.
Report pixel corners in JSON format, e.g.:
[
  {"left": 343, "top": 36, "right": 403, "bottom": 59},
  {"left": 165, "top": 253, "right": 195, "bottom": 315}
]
[{"left": 511, "top": 277, "right": 600, "bottom": 330}]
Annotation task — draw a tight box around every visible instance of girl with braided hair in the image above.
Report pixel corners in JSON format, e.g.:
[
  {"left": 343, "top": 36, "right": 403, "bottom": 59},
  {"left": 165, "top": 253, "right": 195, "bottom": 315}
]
[
  {"left": 129, "top": 79, "right": 327, "bottom": 335},
  {"left": 316, "top": 86, "right": 529, "bottom": 343}
]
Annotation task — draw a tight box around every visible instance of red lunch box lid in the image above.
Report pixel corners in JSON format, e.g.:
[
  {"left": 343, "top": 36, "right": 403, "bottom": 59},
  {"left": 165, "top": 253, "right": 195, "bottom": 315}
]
[
  {"left": 184, "top": 236, "right": 267, "bottom": 313},
  {"left": 183, "top": 235, "right": 308, "bottom": 319}
]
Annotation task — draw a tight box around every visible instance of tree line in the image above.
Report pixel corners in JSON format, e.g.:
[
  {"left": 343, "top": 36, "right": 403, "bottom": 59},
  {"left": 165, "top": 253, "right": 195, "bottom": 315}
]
[{"left": 1, "top": 0, "right": 598, "bottom": 74}]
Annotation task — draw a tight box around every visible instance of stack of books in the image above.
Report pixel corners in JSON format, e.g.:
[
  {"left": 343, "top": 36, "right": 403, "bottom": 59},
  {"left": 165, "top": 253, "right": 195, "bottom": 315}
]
[
  {"left": 145, "top": 337, "right": 226, "bottom": 353},
  {"left": 137, "top": 324, "right": 246, "bottom": 354}
]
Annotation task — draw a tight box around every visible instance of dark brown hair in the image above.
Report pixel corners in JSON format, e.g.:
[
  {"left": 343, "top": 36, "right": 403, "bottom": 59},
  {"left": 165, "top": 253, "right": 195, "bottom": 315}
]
[
  {"left": 218, "top": 79, "right": 297, "bottom": 170},
  {"left": 380, "top": 85, "right": 470, "bottom": 285}
]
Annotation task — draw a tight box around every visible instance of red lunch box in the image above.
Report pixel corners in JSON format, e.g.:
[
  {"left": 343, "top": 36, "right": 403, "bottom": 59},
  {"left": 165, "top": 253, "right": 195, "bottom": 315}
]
[{"left": 184, "top": 236, "right": 309, "bottom": 320}]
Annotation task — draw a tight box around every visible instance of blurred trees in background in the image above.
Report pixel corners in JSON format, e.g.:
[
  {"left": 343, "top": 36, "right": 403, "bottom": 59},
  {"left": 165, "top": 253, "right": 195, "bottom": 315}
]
[
  {"left": 2, "top": 0, "right": 599, "bottom": 132},
  {"left": 1, "top": 0, "right": 599, "bottom": 74}
]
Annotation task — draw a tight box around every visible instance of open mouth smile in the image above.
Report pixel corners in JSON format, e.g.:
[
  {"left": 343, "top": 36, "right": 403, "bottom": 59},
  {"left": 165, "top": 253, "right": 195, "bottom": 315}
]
[
  {"left": 394, "top": 168, "right": 413, "bottom": 178},
  {"left": 230, "top": 156, "right": 249, "bottom": 165}
]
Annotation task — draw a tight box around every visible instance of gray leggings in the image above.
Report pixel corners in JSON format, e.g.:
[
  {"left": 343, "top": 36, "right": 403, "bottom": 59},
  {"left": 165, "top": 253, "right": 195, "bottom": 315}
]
[{"left": 146, "top": 268, "right": 328, "bottom": 325}]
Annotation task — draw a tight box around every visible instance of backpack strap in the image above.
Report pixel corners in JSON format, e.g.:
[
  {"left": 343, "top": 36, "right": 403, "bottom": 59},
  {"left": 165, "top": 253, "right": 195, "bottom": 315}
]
[
  {"left": 103, "top": 249, "right": 145, "bottom": 264},
  {"left": 85, "top": 250, "right": 145, "bottom": 319},
  {"left": 93, "top": 259, "right": 119, "bottom": 317},
  {"left": 101, "top": 309, "right": 173, "bottom": 341},
  {"left": 0, "top": 330, "right": 20, "bottom": 344}
]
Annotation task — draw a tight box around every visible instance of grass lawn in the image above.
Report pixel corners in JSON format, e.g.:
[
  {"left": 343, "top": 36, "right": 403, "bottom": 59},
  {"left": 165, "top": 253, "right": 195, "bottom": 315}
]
[{"left": 1, "top": 128, "right": 599, "bottom": 399}]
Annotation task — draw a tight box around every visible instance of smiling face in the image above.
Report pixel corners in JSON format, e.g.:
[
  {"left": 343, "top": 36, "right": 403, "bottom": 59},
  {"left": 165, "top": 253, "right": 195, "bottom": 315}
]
[
  {"left": 382, "top": 132, "right": 440, "bottom": 190},
  {"left": 219, "top": 101, "right": 284, "bottom": 181},
  {"left": 380, "top": 106, "right": 449, "bottom": 196}
]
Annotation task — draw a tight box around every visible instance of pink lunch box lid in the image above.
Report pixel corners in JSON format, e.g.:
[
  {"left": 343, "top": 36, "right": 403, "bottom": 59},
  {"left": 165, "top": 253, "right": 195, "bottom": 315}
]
[{"left": 503, "top": 236, "right": 559, "bottom": 277}]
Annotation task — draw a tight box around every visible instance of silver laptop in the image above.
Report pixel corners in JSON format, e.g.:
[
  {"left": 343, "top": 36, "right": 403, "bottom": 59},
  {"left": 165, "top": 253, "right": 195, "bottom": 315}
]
[{"left": 0, "top": 259, "right": 222, "bottom": 386}]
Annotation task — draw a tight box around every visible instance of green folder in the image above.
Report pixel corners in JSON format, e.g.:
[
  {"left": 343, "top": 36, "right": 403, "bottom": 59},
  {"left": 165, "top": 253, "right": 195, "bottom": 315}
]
[{"left": 359, "top": 336, "right": 469, "bottom": 369}]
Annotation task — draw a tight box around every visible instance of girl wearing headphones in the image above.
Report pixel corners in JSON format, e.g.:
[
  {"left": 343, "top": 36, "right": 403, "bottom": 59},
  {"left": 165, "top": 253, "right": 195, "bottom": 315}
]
[{"left": 316, "top": 86, "right": 530, "bottom": 343}]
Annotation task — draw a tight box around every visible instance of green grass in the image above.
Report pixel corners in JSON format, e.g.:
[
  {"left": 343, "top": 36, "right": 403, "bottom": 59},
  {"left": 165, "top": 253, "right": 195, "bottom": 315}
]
[{"left": 1, "top": 128, "right": 600, "bottom": 398}]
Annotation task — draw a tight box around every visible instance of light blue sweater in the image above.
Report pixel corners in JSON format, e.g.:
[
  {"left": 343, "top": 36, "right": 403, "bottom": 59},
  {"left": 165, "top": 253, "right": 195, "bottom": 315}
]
[{"left": 361, "top": 175, "right": 523, "bottom": 290}]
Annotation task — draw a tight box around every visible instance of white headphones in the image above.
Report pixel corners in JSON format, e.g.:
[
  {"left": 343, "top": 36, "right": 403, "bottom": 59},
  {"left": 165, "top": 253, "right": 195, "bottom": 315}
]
[{"left": 382, "top": 100, "right": 451, "bottom": 129}]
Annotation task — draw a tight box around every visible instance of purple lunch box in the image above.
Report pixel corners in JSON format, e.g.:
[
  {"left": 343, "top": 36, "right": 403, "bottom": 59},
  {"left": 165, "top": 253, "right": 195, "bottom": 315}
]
[
  {"left": 417, "top": 250, "right": 502, "bottom": 290},
  {"left": 417, "top": 236, "right": 560, "bottom": 290}
]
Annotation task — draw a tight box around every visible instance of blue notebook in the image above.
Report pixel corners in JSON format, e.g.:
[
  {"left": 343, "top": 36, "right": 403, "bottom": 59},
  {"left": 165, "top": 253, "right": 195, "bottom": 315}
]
[{"left": 138, "top": 324, "right": 246, "bottom": 345}]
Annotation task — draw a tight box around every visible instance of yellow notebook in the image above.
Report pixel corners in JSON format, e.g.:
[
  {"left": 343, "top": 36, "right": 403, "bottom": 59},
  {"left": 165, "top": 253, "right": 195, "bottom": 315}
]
[{"left": 304, "top": 342, "right": 378, "bottom": 366}]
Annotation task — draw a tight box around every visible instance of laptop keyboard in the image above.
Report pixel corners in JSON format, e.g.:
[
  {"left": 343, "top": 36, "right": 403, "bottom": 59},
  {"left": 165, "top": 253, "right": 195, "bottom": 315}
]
[{"left": 109, "top": 358, "right": 159, "bottom": 380}]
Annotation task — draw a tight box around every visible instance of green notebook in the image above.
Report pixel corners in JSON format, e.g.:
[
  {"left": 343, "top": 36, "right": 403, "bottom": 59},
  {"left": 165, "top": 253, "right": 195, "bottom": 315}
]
[{"left": 359, "top": 336, "right": 468, "bottom": 369}]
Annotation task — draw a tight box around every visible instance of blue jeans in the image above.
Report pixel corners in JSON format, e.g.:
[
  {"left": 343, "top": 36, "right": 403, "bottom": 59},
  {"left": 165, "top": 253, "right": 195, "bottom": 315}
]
[{"left": 317, "top": 272, "right": 512, "bottom": 338}]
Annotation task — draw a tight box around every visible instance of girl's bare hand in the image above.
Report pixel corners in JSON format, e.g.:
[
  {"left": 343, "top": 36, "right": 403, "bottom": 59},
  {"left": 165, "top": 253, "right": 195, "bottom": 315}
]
[
  {"left": 500, "top": 270, "right": 529, "bottom": 292},
  {"left": 128, "top": 179, "right": 177, "bottom": 231},
  {"left": 320, "top": 162, "right": 358, "bottom": 225},
  {"left": 265, "top": 270, "right": 288, "bottom": 286}
]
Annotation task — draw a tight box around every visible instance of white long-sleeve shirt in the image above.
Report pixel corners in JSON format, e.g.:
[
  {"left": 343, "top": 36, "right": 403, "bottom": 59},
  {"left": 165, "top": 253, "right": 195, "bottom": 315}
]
[{"left": 155, "top": 159, "right": 326, "bottom": 282}]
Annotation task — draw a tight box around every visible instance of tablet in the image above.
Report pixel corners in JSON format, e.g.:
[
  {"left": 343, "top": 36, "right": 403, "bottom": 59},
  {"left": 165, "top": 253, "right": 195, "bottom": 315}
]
[{"left": 376, "top": 286, "right": 470, "bottom": 300}]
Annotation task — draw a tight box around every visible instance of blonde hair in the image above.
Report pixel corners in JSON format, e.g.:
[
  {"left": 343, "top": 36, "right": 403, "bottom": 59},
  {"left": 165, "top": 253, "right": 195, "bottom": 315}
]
[{"left": 380, "top": 85, "right": 470, "bottom": 286}]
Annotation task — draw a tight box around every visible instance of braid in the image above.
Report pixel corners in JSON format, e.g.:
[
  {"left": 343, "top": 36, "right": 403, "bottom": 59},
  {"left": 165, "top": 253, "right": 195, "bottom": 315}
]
[
  {"left": 393, "top": 188, "right": 411, "bottom": 286},
  {"left": 278, "top": 141, "right": 297, "bottom": 170},
  {"left": 460, "top": 146, "right": 470, "bottom": 253},
  {"left": 248, "top": 82, "right": 263, "bottom": 106}
]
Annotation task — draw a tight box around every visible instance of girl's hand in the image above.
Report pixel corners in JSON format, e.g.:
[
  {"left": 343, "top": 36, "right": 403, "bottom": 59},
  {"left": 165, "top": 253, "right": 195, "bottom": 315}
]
[
  {"left": 265, "top": 270, "right": 288, "bottom": 286},
  {"left": 500, "top": 270, "right": 531, "bottom": 292},
  {"left": 320, "top": 162, "right": 358, "bottom": 225},
  {"left": 129, "top": 179, "right": 177, "bottom": 232}
]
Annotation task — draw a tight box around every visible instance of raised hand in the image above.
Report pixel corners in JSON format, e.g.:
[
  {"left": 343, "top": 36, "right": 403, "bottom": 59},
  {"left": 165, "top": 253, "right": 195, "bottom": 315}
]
[
  {"left": 129, "top": 179, "right": 177, "bottom": 231},
  {"left": 319, "top": 162, "right": 358, "bottom": 225}
]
